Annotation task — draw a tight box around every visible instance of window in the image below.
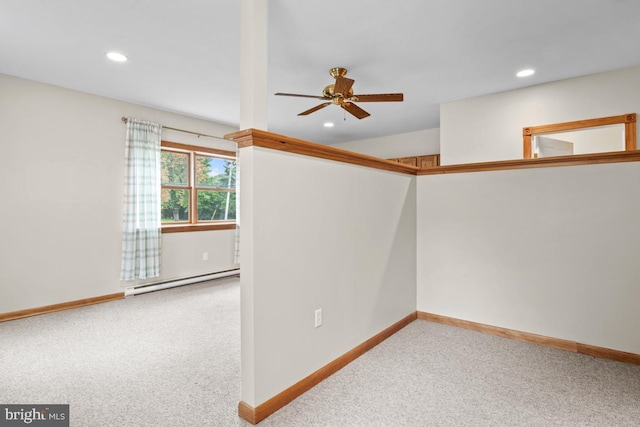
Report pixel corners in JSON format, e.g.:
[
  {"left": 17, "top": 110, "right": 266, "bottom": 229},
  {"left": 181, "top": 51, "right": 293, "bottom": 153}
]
[
  {"left": 161, "top": 141, "right": 236, "bottom": 232},
  {"left": 522, "top": 113, "right": 636, "bottom": 159}
]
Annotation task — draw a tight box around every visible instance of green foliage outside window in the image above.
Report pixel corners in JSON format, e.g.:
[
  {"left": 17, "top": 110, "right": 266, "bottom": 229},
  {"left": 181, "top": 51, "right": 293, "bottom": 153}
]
[
  {"left": 162, "top": 189, "right": 190, "bottom": 222},
  {"left": 161, "top": 149, "right": 236, "bottom": 224}
]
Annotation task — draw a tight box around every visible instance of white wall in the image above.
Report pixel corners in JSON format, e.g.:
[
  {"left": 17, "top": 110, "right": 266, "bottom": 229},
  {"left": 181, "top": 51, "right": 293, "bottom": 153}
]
[
  {"left": 331, "top": 128, "right": 440, "bottom": 159},
  {"left": 241, "top": 146, "right": 416, "bottom": 406},
  {"left": 0, "top": 74, "right": 238, "bottom": 313},
  {"left": 555, "top": 126, "right": 624, "bottom": 155},
  {"left": 160, "top": 231, "right": 237, "bottom": 282},
  {"left": 440, "top": 65, "right": 640, "bottom": 165},
  {"left": 416, "top": 162, "right": 640, "bottom": 354}
]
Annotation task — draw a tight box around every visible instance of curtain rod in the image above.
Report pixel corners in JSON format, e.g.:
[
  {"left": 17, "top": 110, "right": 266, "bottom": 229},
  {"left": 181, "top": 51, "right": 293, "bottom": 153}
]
[{"left": 121, "top": 116, "right": 229, "bottom": 142}]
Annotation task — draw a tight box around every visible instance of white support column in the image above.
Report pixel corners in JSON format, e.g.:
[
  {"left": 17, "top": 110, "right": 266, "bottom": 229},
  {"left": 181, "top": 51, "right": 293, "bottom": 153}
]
[
  {"left": 238, "top": 0, "right": 267, "bottom": 411},
  {"left": 240, "top": 0, "right": 268, "bottom": 130}
]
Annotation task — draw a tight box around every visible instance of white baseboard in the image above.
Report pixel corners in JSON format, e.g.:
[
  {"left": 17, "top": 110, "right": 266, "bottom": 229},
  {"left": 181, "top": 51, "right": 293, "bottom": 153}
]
[{"left": 125, "top": 269, "right": 240, "bottom": 297}]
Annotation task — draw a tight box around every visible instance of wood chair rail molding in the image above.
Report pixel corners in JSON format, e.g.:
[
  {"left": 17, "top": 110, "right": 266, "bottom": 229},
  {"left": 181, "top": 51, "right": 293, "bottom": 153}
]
[
  {"left": 418, "top": 150, "right": 640, "bottom": 175},
  {"left": 224, "top": 128, "right": 419, "bottom": 175},
  {"left": 523, "top": 113, "right": 636, "bottom": 159},
  {"left": 225, "top": 128, "right": 640, "bottom": 177}
]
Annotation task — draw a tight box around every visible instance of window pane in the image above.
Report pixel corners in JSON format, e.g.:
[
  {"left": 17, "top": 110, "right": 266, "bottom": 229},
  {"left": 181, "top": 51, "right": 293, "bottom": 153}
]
[
  {"left": 161, "top": 151, "right": 189, "bottom": 186},
  {"left": 197, "top": 190, "right": 236, "bottom": 221},
  {"left": 161, "top": 189, "right": 190, "bottom": 222},
  {"left": 196, "top": 156, "right": 236, "bottom": 188}
]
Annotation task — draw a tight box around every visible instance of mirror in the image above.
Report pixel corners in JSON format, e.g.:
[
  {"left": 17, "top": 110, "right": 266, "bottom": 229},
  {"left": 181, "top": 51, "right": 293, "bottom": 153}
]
[{"left": 523, "top": 113, "right": 636, "bottom": 159}]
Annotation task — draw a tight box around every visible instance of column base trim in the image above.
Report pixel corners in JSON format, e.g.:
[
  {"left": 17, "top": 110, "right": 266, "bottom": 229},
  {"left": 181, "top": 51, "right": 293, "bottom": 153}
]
[{"left": 238, "top": 311, "right": 417, "bottom": 424}]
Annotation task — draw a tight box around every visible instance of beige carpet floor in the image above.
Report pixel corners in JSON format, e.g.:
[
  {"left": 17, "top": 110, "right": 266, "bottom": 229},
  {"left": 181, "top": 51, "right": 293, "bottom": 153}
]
[{"left": 1, "top": 277, "right": 638, "bottom": 426}]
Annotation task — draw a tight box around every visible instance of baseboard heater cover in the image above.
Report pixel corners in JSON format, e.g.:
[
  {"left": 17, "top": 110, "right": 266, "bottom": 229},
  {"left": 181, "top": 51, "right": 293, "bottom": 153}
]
[{"left": 125, "top": 268, "right": 240, "bottom": 297}]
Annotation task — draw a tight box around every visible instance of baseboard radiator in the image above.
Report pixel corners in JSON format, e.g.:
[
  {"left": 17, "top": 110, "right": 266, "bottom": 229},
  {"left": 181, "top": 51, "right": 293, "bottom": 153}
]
[{"left": 124, "top": 268, "right": 240, "bottom": 297}]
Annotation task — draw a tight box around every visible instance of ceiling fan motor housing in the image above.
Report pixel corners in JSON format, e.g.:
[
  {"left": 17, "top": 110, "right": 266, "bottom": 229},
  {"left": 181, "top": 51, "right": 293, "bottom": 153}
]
[{"left": 323, "top": 84, "right": 354, "bottom": 102}]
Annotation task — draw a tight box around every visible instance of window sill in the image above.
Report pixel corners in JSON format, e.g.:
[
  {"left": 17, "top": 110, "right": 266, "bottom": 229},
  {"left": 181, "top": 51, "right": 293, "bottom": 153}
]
[{"left": 162, "top": 223, "right": 236, "bottom": 233}]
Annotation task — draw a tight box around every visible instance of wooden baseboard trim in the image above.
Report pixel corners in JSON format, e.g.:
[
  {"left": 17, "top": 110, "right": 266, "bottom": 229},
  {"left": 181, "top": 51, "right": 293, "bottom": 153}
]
[
  {"left": 0, "top": 292, "right": 125, "bottom": 323},
  {"left": 238, "top": 401, "right": 257, "bottom": 425},
  {"left": 417, "top": 311, "right": 640, "bottom": 365},
  {"left": 576, "top": 342, "right": 640, "bottom": 365},
  {"left": 238, "top": 312, "right": 418, "bottom": 424}
]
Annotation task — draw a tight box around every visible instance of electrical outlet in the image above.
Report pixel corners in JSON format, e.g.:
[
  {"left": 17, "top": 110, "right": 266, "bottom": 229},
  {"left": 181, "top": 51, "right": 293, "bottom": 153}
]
[
  {"left": 314, "top": 308, "right": 323, "bottom": 328},
  {"left": 202, "top": 252, "right": 208, "bottom": 261}
]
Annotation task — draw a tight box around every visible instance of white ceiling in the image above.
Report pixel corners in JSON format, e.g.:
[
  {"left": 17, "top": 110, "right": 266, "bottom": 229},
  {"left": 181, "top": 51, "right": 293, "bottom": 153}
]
[{"left": 2, "top": 0, "right": 640, "bottom": 145}]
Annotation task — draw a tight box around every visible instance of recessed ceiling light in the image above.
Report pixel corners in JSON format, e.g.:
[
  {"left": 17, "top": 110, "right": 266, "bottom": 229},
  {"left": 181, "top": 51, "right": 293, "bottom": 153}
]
[
  {"left": 323, "top": 122, "right": 334, "bottom": 128},
  {"left": 107, "top": 52, "right": 128, "bottom": 62},
  {"left": 517, "top": 69, "right": 535, "bottom": 78}
]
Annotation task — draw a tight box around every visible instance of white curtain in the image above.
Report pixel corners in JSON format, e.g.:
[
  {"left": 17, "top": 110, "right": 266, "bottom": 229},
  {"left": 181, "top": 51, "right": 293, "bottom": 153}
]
[
  {"left": 234, "top": 146, "right": 240, "bottom": 265},
  {"left": 120, "top": 119, "right": 162, "bottom": 280}
]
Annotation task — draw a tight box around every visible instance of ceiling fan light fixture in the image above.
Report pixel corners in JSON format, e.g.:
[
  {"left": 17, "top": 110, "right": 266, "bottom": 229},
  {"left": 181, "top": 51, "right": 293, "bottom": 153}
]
[
  {"left": 517, "top": 68, "right": 535, "bottom": 77},
  {"left": 107, "top": 52, "right": 128, "bottom": 62}
]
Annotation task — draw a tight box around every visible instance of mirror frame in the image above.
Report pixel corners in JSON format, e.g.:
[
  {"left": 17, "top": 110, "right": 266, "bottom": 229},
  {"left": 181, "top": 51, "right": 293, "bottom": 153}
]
[{"left": 523, "top": 113, "right": 636, "bottom": 159}]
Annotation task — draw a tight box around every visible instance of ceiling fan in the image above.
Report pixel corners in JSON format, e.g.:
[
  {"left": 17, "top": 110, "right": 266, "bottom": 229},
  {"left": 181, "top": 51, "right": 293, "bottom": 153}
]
[{"left": 275, "top": 67, "right": 403, "bottom": 119}]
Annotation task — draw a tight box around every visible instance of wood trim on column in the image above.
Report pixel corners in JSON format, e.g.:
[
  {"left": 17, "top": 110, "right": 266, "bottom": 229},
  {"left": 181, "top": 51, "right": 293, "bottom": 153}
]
[
  {"left": 225, "top": 128, "right": 419, "bottom": 175},
  {"left": 417, "top": 311, "right": 640, "bottom": 365},
  {"left": 238, "top": 312, "right": 418, "bottom": 424},
  {"left": 0, "top": 292, "right": 125, "bottom": 323}
]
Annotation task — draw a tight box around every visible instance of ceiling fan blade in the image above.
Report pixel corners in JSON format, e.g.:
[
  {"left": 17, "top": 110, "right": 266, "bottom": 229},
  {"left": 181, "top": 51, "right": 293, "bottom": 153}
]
[
  {"left": 352, "top": 93, "right": 404, "bottom": 102},
  {"left": 341, "top": 102, "right": 370, "bottom": 119},
  {"left": 333, "top": 76, "right": 354, "bottom": 97},
  {"left": 298, "top": 102, "right": 332, "bottom": 116},
  {"left": 275, "top": 92, "right": 328, "bottom": 100}
]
